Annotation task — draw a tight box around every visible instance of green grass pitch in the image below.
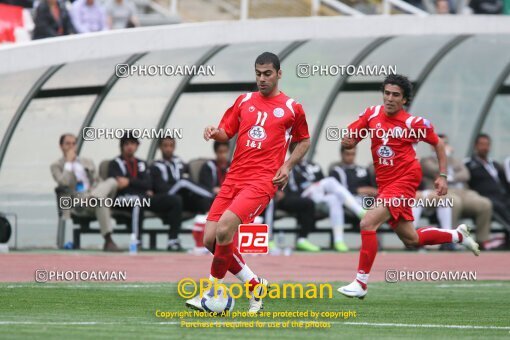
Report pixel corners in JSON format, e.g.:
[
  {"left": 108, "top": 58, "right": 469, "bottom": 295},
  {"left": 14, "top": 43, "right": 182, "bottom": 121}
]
[{"left": 1, "top": 281, "right": 509, "bottom": 339}]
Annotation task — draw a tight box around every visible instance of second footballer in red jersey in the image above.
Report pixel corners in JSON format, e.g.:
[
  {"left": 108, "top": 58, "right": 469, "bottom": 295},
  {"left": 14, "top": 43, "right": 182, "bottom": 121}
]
[
  {"left": 338, "top": 74, "right": 480, "bottom": 299},
  {"left": 186, "top": 52, "right": 311, "bottom": 312}
]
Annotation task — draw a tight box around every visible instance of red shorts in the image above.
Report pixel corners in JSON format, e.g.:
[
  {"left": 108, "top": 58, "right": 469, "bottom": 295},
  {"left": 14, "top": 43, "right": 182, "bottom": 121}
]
[
  {"left": 207, "top": 181, "right": 274, "bottom": 224},
  {"left": 378, "top": 170, "right": 421, "bottom": 229}
]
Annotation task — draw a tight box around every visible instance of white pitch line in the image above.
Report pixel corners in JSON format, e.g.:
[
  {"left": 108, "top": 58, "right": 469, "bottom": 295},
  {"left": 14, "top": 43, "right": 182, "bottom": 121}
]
[
  {"left": 0, "top": 321, "right": 509, "bottom": 330},
  {"left": 341, "top": 322, "right": 510, "bottom": 330},
  {"left": 0, "top": 322, "right": 118, "bottom": 325},
  {"left": 435, "top": 283, "right": 508, "bottom": 288},
  {"left": 0, "top": 321, "right": 184, "bottom": 326},
  {"left": 5, "top": 284, "right": 168, "bottom": 289}
]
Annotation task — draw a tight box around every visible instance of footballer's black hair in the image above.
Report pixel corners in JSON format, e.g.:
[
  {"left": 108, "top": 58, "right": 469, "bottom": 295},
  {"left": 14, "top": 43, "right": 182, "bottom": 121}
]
[
  {"left": 475, "top": 133, "right": 491, "bottom": 144},
  {"left": 381, "top": 74, "right": 413, "bottom": 105},
  {"left": 255, "top": 52, "right": 280, "bottom": 71},
  {"left": 213, "top": 140, "right": 230, "bottom": 152}
]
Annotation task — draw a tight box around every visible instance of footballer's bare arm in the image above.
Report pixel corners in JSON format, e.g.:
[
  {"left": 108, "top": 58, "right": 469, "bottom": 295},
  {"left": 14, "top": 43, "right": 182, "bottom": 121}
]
[
  {"left": 286, "top": 138, "right": 310, "bottom": 169},
  {"left": 272, "top": 138, "right": 310, "bottom": 189},
  {"left": 204, "top": 126, "right": 229, "bottom": 142},
  {"left": 432, "top": 138, "right": 448, "bottom": 196}
]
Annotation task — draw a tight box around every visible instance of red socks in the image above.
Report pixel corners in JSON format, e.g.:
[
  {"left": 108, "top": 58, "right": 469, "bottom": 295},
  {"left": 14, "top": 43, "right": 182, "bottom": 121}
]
[
  {"left": 210, "top": 242, "right": 234, "bottom": 280},
  {"left": 207, "top": 233, "right": 247, "bottom": 278},
  {"left": 229, "top": 246, "right": 245, "bottom": 274},
  {"left": 356, "top": 230, "right": 378, "bottom": 289},
  {"left": 358, "top": 230, "right": 378, "bottom": 274},
  {"left": 247, "top": 277, "right": 260, "bottom": 292},
  {"left": 416, "top": 227, "right": 462, "bottom": 246},
  {"left": 354, "top": 227, "right": 463, "bottom": 290},
  {"left": 210, "top": 243, "right": 260, "bottom": 291}
]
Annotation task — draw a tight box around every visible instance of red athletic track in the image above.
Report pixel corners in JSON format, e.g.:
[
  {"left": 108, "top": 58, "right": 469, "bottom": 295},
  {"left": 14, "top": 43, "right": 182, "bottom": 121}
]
[{"left": 0, "top": 251, "right": 508, "bottom": 282}]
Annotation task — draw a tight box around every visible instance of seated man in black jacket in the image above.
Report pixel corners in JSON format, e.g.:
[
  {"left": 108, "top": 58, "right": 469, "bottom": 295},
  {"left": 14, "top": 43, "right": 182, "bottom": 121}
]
[
  {"left": 199, "top": 141, "right": 230, "bottom": 197},
  {"left": 292, "top": 158, "right": 366, "bottom": 252},
  {"left": 275, "top": 169, "right": 319, "bottom": 252},
  {"left": 150, "top": 137, "right": 213, "bottom": 252},
  {"left": 329, "top": 145, "right": 378, "bottom": 199},
  {"left": 185, "top": 141, "right": 230, "bottom": 255},
  {"left": 151, "top": 137, "right": 213, "bottom": 212},
  {"left": 108, "top": 132, "right": 183, "bottom": 251},
  {"left": 465, "top": 133, "right": 510, "bottom": 246}
]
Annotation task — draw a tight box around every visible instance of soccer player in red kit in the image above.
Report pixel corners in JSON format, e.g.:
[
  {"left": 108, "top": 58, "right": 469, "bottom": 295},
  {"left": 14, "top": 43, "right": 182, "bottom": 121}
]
[
  {"left": 338, "top": 74, "right": 480, "bottom": 299},
  {"left": 185, "top": 52, "right": 311, "bottom": 312}
]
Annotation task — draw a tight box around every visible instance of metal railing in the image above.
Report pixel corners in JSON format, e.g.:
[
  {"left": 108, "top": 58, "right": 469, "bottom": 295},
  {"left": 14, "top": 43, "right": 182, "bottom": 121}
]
[
  {"left": 312, "top": 0, "right": 365, "bottom": 17},
  {"left": 167, "top": 0, "right": 428, "bottom": 19},
  {"left": 382, "top": 0, "right": 430, "bottom": 16},
  {"left": 231, "top": 0, "right": 366, "bottom": 19}
]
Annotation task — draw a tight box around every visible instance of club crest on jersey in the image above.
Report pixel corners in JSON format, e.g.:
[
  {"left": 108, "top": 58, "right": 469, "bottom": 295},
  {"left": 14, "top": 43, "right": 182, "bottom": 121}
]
[
  {"left": 249, "top": 125, "right": 267, "bottom": 141},
  {"left": 377, "top": 145, "right": 395, "bottom": 159},
  {"left": 273, "top": 108, "right": 284, "bottom": 118}
]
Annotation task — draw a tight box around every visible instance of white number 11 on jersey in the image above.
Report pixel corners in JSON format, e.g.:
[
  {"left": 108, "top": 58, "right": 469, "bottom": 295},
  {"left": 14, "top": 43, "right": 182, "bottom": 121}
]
[{"left": 255, "top": 111, "right": 268, "bottom": 126}]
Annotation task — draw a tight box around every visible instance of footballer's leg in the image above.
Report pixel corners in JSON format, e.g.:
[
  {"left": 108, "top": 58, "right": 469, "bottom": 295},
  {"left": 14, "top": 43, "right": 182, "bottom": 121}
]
[
  {"left": 209, "top": 210, "right": 241, "bottom": 283},
  {"left": 396, "top": 220, "right": 480, "bottom": 256},
  {"left": 204, "top": 221, "right": 261, "bottom": 289},
  {"left": 186, "top": 190, "right": 229, "bottom": 311},
  {"left": 185, "top": 220, "right": 219, "bottom": 311},
  {"left": 211, "top": 209, "right": 270, "bottom": 312},
  {"left": 224, "top": 232, "right": 267, "bottom": 313},
  {"left": 187, "top": 216, "right": 265, "bottom": 311},
  {"left": 393, "top": 220, "right": 421, "bottom": 248},
  {"left": 338, "top": 204, "right": 390, "bottom": 299},
  {"left": 203, "top": 220, "right": 218, "bottom": 254},
  {"left": 227, "top": 190, "right": 271, "bottom": 313},
  {"left": 186, "top": 212, "right": 240, "bottom": 311},
  {"left": 227, "top": 245, "right": 269, "bottom": 313}
]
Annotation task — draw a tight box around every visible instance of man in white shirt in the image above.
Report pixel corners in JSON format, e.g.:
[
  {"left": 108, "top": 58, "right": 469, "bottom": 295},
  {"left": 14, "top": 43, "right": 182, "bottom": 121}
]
[
  {"left": 70, "top": 0, "right": 108, "bottom": 33},
  {"left": 51, "top": 133, "right": 119, "bottom": 251}
]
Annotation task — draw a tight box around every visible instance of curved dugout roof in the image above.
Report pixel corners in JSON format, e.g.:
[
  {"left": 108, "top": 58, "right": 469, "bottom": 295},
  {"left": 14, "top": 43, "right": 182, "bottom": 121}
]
[{"left": 1, "top": 16, "right": 510, "bottom": 194}]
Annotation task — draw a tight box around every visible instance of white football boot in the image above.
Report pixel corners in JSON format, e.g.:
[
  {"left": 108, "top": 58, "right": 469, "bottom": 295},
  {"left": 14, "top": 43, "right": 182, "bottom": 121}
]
[
  {"left": 338, "top": 280, "right": 367, "bottom": 299},
  {"left": 456, "top": 224, "right": 480, "bottom": 256},
  {"left": 248, "top": 277, "right": 269, "bottom": 313},
  {"left": 185, "top": 295, "right": 205, "bottom": 311}
]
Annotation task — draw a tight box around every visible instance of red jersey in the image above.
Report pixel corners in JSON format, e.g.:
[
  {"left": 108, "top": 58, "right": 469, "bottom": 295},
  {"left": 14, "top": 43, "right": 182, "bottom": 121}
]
[
  {"left": 218, "top": 91, "right": 310, "bottom": 192},
  {"left": 348, "top": 105, "right": 439, "bottom": 188}
]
